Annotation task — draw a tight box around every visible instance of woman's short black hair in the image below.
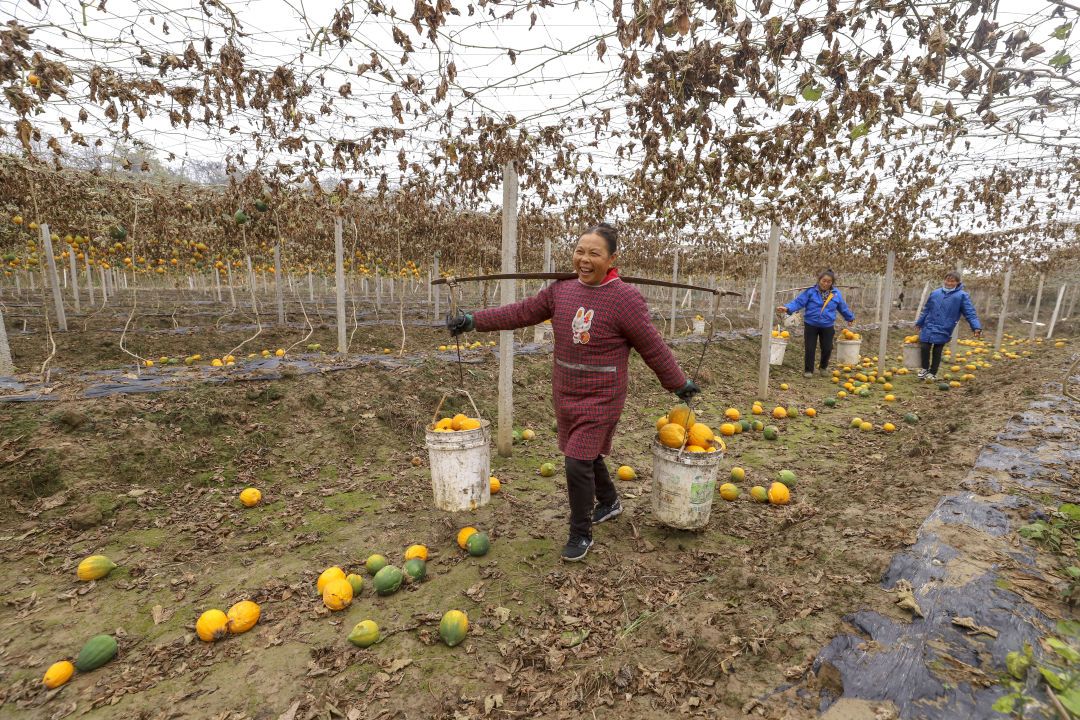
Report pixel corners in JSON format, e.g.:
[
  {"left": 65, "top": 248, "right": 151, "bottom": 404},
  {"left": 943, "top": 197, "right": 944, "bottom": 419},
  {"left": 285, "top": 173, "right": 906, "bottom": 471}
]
[
  {"left": 818, "top": 269, "right": 836, "bottom": 283},
  {"left": 945, "top": 270, "right": 962, "bottom": 282},
  {"left": 579, "top": 223, "right": 617, "bottom": 254}
]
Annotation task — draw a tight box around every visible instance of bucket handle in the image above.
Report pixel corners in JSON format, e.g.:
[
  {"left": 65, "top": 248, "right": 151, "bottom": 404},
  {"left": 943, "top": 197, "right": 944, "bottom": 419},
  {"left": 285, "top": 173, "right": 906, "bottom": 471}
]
[{"left": 431, "top": 389, "right": 490, "bottom": 444}]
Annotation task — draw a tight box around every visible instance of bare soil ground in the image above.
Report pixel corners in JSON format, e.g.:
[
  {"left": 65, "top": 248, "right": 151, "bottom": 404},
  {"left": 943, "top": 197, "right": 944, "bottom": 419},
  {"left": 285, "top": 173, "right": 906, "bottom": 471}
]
[{"left": 0, "top": 307, "right": 1075, "bottom": 720}]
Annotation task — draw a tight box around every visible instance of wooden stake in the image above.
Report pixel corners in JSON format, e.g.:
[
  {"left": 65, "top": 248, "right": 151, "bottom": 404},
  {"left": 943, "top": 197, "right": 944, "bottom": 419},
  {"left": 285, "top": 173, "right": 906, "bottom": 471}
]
[
  {"left": 84, "top": 255, "right": 94, "bottom": 305},
  {"left": 274, "top": 242, "right": 284, "bottom": 325},
  {"left": 99, "top": 265, "right": 108, "bottom": 304},
  {"left": 877, "top": 253, "right": 895, "bottom": 373},
  {"left": 213, "top": 263, "right": 222, "bottom": 303},
  {"left": 669, "top": 248, "right": 679, "bottom": 338},
  {"left": 68, "top": 248, "right": 80, "bottom": 314},
  {"left": 873, "top": 274, "right": 883, "bottom": 326},
  {"left": 757, "top": 220, "right": 781, "bottom": 399},
  {"left": 226, "top": 261, "right": 236, "bottom": 308},
  {"left": 39, "top": 224, "right": 67, "bottom": 332},
  {"left": 0, "top": 301, "right": 13, "bottom": 376},
  {"left": 1029, "top": 272, "right": 1045, "bottom": 340},
  {"left": 433, "top": 253, "right": 440, "bottom": 321},
  {"left": 334, "top": 217, "right": 347, "bottom": 353},
  {"left": 950, "top": 262, "right": 963, "bottom": 358},
  {"left": 915, "top": 280, "right": 931, "bottom": 322},
  {"left": 1046, "top": 283, "right": 1067, "bottom": 339},
  {"left": 498, "top": 161, "right": 518, "bottom": 458},
  {"left": 1065, "top": 283, "right": 1078, "bottom": 320},
  {"left": 995, "top": 269, "right": 1011, "bottom": 349}
]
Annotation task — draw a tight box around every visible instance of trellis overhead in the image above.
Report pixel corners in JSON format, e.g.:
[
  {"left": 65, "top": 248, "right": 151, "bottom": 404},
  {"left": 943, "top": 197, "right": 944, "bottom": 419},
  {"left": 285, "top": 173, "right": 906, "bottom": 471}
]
[{"left": 1, "top": 0, "right": 1079, "bottom": 271}]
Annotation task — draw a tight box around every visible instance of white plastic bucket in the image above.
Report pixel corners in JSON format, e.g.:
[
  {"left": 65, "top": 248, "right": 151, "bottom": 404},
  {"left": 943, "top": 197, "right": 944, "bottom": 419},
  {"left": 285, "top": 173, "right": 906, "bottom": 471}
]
[
  {"left": 532, "top": 323, "right": 553, "bottom": 344},
  {"left": 651, "top": 441, "right": 723, "bottom": 530},
  {"left": 769, "top": 338, "right": 788, "bottom": 365},
  {"left": 425, "top": 421, "right": 491, "bottom": 512},
  {"left": 902, "top": 342, "right": 922, "bottom": 369},
  {"left": 836, "top": 339, "right": 862, "bottom": 366},
  {"left": 692, "top": 318, "right": 706, "bottom": 335}
]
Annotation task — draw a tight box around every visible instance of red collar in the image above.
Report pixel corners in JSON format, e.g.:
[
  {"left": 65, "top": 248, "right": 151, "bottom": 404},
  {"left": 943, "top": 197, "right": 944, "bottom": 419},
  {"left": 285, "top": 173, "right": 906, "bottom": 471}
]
[{"left": 578, "top": 267, "right": 619, "bottom": 286}]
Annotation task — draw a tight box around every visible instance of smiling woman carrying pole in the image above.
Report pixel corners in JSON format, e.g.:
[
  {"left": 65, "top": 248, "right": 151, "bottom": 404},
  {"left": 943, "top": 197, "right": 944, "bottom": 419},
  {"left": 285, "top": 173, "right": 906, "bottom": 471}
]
[{"left": 446, "top": 223, "right": 699, "bottom": 562}]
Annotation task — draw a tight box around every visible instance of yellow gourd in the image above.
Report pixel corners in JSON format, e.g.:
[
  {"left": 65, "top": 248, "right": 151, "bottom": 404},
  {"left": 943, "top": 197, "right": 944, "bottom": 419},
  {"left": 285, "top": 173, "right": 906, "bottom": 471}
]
[
  {"left": 457, "top": 527, "right": 478, "bottom": 549},
  {"left": 42, "top": 660, "right": 74, "bottom": 688},
  {"left": 317, "top": 567, "right": 346, "bottom": 594},
  {"left": 239, "top": 488, "right": 262, "bottom": 507},
  {"left": 322, "top": 577, "right": 353, "bottom": 610},
  {"left": 196, "top": 609, "right": 229, "bottom": 642},
  {"left": 688, "top": 423, "right": 715, "bottom": 447},
  {"left": 77, "top": 555, "right": 117, "bottom": 582},
  {"left": 667, "top": 405, "right": 695, "bottom": 429},
  {"left": 767, "top": 482, "right": 790, "bottom": 505},
  {"left": 658, "top": 423, "right": 686, "bottom": 449},
  {"left": 227, "top": 601, "right": 261, "bottom": 633}
]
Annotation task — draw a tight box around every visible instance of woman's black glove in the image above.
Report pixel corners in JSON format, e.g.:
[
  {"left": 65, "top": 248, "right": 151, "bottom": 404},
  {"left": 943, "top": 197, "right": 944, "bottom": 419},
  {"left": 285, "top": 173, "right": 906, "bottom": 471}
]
[
  {"left": 446, "top": 311, "right": 474, "bottom": 337},
  {"left": 674, "top": 380, "right": 701, "bottom": 403}
]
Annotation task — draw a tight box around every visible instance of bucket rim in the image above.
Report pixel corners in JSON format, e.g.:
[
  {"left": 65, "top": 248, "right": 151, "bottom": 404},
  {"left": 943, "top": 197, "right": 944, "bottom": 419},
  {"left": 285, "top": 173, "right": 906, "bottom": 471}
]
[
  {"left": 425, "top": 418, "right": 491, "bottom": 444},
  {"left": 426, "top": 417, "right": 491, "bottom": 433},
  {"left": 651, "top": 439, "right": 724, "bottom": 464}
]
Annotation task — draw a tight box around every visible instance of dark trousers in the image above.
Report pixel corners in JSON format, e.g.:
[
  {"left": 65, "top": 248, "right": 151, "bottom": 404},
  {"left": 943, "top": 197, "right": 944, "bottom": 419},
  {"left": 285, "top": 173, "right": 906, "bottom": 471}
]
[
  {"left": 920, "top": 342, "right": 946, "bottom": 374},
  {"left": 565, "top": 456, "right": 616, "bottom": 538},
  {"left": 803, "top": 324, "right": 835, "bottom": 373}
]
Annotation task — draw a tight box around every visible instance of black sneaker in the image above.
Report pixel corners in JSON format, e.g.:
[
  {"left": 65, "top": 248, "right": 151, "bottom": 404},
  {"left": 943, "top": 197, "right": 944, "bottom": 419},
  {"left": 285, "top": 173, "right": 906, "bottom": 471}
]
[
  {"left": 561, "top": 534, "right": 593, "bottom": 562},
  {"left": 593, "top": 499, "right": 622, "bottom": 524}
]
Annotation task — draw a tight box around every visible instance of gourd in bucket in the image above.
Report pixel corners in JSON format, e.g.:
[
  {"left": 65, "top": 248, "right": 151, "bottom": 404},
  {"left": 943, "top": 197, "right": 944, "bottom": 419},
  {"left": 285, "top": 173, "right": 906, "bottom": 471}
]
[
  {"left": 426, "top": 392, "right": 491, "bottom": 512},
  {"left": 652, "top": 403, "right": 723, "bottom": 530}
]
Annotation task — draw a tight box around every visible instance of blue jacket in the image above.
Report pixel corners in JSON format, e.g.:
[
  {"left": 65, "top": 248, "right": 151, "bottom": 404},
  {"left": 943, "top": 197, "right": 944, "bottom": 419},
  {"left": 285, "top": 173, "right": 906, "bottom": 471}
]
[
  {"left": 785, "top": 285, "right": 855, "bottom": 328},
  {"left": 916, "top": 284, "right": 981, "bottom": 344}
]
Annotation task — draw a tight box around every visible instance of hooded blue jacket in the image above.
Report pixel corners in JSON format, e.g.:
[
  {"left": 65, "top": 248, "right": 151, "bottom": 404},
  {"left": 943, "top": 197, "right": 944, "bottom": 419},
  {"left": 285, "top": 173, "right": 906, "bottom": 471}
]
[
  {"left": 916, "top": 284, "right": 981, "bottom": 344},
  {"left": 785, "top": 285, "right": 855, "bottom": 328}
]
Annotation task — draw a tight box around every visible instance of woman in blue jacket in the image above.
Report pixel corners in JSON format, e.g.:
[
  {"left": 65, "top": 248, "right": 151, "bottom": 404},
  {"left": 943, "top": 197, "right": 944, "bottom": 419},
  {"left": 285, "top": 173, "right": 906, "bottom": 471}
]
[
  {"left": 915, "top": 271, "right": 982, "bottom": 380},
  {"left": 777, "top": 270, "right": 856, "bottom": 377}
]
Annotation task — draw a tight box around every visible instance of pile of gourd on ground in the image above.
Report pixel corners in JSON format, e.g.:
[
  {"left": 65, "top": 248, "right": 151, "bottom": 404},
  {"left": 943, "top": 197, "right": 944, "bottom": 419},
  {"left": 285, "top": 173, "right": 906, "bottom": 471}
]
[
  {"left": 45, "top": 516, "right": 495, "bottom": 688},
  {"left": 43, "top": 337, "right": 1069, "bottom": 688}
]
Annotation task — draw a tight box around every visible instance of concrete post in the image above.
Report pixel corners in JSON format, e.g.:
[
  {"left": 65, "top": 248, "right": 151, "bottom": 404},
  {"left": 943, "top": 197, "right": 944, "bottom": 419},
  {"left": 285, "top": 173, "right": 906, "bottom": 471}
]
[
  {"left": 40, "top": 224, "right": 67, "bottom": 331},
  {"left": 995, "top": 269, "right": 1011, "bottom": 349},
  {"left": 757, "top": 220, "right": 781, "bottom": 399},
  {"left": 497, "top": 162, "right": 518, "bottom": 457},
  {"left": 1046, "top": 283, "right": 1067, "bottom": 340},
  {"left": 335, "top": 218, "right": 347, "bottom": 352},
  {"left": 1029, "top": 272, "right": 1045, "bottom": 341},
  {"left": 877, "top": 253, "right": 895, "bottom": 373}
]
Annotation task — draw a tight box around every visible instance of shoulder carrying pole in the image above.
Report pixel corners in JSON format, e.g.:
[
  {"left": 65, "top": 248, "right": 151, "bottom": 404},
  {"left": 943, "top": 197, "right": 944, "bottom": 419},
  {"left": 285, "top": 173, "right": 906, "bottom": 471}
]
[{"left": 432, "top": 272, "right": 741, "bottom": 297}]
